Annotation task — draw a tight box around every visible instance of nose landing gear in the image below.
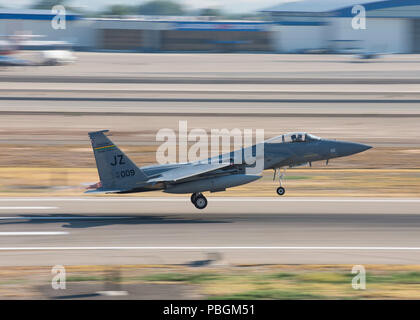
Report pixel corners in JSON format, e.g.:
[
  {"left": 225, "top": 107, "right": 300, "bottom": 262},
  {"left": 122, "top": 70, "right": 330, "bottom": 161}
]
[
  {"left": 191, "top": 192, "right": 208, "bottom": 209},
  {"left": 273, "top": 168, "right": 286, "bottom": 196},
  {"left": 276, "top": 186, "right": 285, "bottom": 196}
]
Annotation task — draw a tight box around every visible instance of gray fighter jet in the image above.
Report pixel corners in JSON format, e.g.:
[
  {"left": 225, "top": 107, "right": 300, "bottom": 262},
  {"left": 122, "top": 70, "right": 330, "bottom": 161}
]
[{"left": 86, "top": 130, "right": 371, "bottom": 209}]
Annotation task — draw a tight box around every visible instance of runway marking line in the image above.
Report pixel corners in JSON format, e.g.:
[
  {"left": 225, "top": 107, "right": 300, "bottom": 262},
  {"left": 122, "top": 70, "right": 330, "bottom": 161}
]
[
  {"left": 0, "top": 232, "right": 68, "bottom": 236},
  {"left": 0, "top": 207, "right": 58, "bottom": 210},
  {"left": 1, "top": 246, "right": 420, "bottom": 251},
  {"left": 0, "top": 216, "right": 132, "bottom": 220},
  {"left": 0, "top": 198, "right": 419, "bottom": 203}
]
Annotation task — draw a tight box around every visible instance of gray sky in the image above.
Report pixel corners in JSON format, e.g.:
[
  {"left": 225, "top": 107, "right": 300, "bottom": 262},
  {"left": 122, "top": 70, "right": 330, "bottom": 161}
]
[{"left": 0, "top": 0, "right": 294, "bottom": 13}]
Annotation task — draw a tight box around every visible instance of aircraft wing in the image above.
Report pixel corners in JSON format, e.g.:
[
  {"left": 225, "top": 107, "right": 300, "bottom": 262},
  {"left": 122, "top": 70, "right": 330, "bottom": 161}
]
[{"left": 148, "top": 162, "right": 232, "bottom": 183}]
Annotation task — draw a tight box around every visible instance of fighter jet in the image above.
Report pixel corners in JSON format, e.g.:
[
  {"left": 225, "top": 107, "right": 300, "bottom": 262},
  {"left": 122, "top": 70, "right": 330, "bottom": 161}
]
[{"left": 86, "top": 130, "right": 371, "bottom": 209}]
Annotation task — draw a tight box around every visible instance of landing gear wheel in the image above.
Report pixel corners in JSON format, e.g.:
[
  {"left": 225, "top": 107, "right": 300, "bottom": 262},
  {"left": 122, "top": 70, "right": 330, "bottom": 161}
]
[
  {"left": 194, "top": 195, "right": 208, "bottom": 209},
  {"left": 274, "top": 168, "right": 286, "bottom": 196},
  {"left": 191, "top": 193, "right": 199, "bottom": 203},
  {"left": 276, "top": 187, "right": 285, "bottom": 196}
]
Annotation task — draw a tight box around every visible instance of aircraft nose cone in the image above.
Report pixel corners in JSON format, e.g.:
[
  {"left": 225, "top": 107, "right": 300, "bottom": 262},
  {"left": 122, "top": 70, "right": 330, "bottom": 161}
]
[
  {"left": 345, "top": 142, "right": 372, "bottom": 155},
  {"left": 360, "top": 143, "right": 372, "bottom": 152}
]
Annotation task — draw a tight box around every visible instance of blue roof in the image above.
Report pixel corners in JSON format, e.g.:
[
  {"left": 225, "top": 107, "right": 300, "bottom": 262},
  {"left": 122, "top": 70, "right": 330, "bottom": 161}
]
[
  {"left": 170, "top": 21, "right": 271, "bottom": 31},
  {"left": 264, "top": 0, "right": 383, "bottom": 13},
  {"left": 0, "top": 9, "right": 80, "bottom": 20},
  {"left": 334, "top": 0, "right": 420, "bottom": 17},
  {"left": 264, "top": 0, "right": 420, "bottom": 16}
]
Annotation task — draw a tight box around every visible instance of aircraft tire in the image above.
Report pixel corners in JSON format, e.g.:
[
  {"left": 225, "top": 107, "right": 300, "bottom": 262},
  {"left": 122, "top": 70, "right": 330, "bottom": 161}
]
[
  {"left": 194, "top": 195, "right": 208, "bottom": 209},
  {"left": 191, "top": 192, "right": 201, "bottom": 203},
  {"left": 276, "top": 187, "right": 286, "bottom": 196}
]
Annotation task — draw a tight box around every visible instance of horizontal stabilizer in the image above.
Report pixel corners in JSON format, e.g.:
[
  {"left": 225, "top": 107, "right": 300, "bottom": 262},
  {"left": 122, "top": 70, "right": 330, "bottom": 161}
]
[{"left": 84, "top": 188, "right": 128, "bottom": 194}]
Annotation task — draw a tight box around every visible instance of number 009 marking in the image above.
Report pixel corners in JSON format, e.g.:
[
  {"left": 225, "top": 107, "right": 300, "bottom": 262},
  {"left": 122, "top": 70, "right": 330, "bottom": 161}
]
[{"left": 117, "top": 169, "right": 135, "bottom": 178}]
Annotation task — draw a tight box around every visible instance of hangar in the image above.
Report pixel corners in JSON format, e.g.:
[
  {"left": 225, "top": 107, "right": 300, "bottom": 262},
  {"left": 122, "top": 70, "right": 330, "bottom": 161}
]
[
  {"left": 3, "top": 1, "right": 420, "bottom": 53},
  {"left": 0, "top": 9, "right": 94, "bottom": 49},
  {"left": 0, "top": 9, "right": 272, "bottom": 52},
  {"left": 264, "top": 0, "right": 420, "bottom": 53},
  {"left": 95, "top": 19, "right": 272, "bottom": 52}
]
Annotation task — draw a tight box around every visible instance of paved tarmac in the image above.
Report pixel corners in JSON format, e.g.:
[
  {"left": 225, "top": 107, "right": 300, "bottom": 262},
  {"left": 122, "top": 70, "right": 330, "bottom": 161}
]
[
  {"left": 0, "top": 198, "right": 420, "bottom": 266},
  {"left": 1, "top": 53, "right": 419, "bottom": 267}
]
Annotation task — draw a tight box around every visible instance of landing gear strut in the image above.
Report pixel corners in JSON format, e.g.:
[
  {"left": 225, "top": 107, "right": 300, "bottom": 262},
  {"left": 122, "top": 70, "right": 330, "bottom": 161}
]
[
  {"left": 191, "top": 192, "right": 208, "bottom": 209},
  {"left": 273, "top": 168, "right": 286, "bottom": 196}
]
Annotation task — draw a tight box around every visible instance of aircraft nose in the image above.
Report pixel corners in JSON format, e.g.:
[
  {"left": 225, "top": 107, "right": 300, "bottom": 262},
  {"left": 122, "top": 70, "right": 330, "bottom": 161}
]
[
  {"left": 359, "top": 143, "right": 372, "bottom": 152},
  {"left": 341, "top": 142, "right": 372, "bottom": 156}
]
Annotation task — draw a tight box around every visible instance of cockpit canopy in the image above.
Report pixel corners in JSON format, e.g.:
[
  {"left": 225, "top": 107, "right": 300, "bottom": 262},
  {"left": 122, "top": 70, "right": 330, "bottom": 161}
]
[{"left": 266, "top": 132, "right": 321, "bottom": 144}]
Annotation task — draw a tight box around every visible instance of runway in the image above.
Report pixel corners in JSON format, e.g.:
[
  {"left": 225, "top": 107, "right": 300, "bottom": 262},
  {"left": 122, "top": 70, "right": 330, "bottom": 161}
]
[
  {"left": 3, "top": 100, "right": 420, "bottom": 117},
  {"left": 5, "top": 53, "right": 420, "bottom": 117},
  {"left": 1, "top": 53, "right": 420, "bottom": 267},
  {"left": 1, "top": 197, "right": 420, "bottom": 266}
]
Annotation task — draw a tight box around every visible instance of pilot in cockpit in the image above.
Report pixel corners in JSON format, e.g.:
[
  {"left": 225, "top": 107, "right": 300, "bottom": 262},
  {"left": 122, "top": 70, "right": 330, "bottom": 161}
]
[{"left": 291, "top": 133, "right": 304, "bottom": 142}]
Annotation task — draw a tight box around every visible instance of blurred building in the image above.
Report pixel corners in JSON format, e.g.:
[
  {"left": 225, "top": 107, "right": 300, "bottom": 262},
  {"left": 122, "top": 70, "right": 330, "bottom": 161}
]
[
  {"left": 94, "top": 19, "right": 272, "bottom": 52},
  {"left": 3, "top": 0, "right": 420, "bottom": 53},
  {"left": 265, "top": 0, "right": 420, "bottom": 53},
  {"left": 0, "top": 9, "right": 92, "bottom": 49},
  {"left": 0, "top": 9, "right": 272, "bottom": 52}
]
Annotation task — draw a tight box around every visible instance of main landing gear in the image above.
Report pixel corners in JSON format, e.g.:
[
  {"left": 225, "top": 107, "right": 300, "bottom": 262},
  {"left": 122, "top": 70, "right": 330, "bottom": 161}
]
[
  {"left": 273, "top": 168, "right": 286, "bottom": 196},
  {"left": 191, "top": 192, "right": 208, "bottom": 209}
]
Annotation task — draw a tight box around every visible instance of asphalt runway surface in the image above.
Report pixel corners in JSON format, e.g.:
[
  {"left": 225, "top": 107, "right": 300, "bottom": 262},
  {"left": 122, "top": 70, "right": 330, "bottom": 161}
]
[
  {"left": 8, "top": 52, "right": 420, "bottom": 81},
  {"left": 1, "top": 197, "right": 420, "bottom": 266},
  {"left": 6, "top": 75, "right": 420, "bottom": 84},
  {"left": 4, "top": 53, "right": 420, "bottom": 118},
  {"left": 1, "top": 53, "right": 420, "bottom": 267},
  {"left": 3, "top": 100, "right": 420, "bottom": 117}
]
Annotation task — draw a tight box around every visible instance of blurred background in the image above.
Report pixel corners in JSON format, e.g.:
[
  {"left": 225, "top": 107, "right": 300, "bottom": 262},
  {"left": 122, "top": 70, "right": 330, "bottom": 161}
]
[
  {"left": 0, "top": 0, "right": 419, "bottom": 196},
  {"left": 0, "top": 0, "right": 420, "bottom": 300},
  {"left": 0, "top": 0, "right": 417, "bottom": 54}
]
